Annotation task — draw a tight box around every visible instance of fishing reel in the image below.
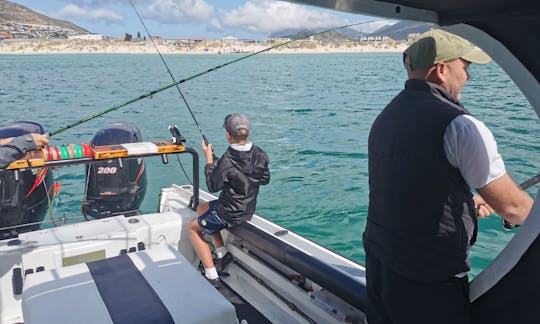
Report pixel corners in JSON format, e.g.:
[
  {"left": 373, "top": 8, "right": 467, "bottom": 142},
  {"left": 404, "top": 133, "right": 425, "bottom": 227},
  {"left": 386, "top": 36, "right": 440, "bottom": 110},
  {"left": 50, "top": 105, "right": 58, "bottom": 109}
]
[
  {"left": 503, "top": 219, "right": 518, "bottom": 231},
  {"left": 168, "top": 125, "right": 186, "bottom": 144}
]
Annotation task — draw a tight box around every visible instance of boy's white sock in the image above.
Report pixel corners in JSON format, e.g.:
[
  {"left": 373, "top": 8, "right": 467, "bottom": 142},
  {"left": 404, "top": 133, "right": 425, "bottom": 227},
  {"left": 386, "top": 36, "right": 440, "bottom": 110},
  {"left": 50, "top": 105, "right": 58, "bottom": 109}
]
[
  {"left": 205, "top": 267, "right": 219, "bottom": 280},
  {"left": 216, "top": 246, "right": 228, "bottom": 259}
]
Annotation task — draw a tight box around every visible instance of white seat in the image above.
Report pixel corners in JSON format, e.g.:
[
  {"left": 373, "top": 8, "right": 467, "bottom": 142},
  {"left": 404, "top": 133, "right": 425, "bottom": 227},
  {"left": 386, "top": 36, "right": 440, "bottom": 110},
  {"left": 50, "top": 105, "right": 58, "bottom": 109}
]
[{"left": 22, "top": 245, "right": 237, "bottom": 324}]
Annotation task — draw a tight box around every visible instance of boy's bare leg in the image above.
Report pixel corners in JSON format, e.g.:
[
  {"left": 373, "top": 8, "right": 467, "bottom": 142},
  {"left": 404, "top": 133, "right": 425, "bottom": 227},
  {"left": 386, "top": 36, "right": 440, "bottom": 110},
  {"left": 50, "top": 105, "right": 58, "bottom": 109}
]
[
  {"left": 187, "top": 219, "right": 215, "bottom": 269},
  {"left": 197, "top": 201, "right": 209, "bottom": 215},
  {"left": 213, "top": 232, "right": 224, "bottom": 249}
]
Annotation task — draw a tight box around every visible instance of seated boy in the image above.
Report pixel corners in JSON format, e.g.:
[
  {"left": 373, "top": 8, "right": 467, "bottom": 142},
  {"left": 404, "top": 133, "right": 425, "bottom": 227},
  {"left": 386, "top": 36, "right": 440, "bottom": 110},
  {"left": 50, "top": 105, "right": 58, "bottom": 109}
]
[{"left": 187, "top": 113, "right": 270, "bottom": 287}]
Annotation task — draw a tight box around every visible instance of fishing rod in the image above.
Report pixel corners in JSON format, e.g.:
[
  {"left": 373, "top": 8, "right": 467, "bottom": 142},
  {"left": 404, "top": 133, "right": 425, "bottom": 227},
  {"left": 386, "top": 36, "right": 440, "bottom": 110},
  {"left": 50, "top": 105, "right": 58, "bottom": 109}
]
[
  {"left": 503, "top": 173, "right": 540, "bottom": 230},
  {"left": 127, "top": 0, "right": 211, "bottom": 147},
  {"left": 48, "top": 20, "right": 368, "bottom": 137}
]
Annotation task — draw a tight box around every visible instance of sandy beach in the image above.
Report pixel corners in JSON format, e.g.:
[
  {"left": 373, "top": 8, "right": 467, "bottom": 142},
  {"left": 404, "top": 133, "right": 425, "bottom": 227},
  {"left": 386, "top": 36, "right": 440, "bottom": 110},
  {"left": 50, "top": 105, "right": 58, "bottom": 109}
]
[{"left": 0, "top": 39, "right": 408, "bottom": 55}]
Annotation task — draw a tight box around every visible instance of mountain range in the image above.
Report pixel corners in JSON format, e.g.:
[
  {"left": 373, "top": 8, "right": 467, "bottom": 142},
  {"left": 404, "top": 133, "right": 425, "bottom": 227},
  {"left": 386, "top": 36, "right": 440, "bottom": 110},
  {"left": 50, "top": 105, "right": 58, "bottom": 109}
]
[
  {"left": 270, "top": 20, "right": 435, "bottom": 41},
  {"left": 0, "top": 0, "right": 433, "bottom": 41}
]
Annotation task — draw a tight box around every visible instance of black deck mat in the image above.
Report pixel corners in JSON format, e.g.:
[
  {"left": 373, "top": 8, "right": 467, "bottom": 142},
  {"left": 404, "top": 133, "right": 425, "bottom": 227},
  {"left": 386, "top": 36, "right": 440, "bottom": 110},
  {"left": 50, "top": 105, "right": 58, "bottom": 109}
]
[{"left": 218, "top": 280, "right": 271, "bottom": 324}]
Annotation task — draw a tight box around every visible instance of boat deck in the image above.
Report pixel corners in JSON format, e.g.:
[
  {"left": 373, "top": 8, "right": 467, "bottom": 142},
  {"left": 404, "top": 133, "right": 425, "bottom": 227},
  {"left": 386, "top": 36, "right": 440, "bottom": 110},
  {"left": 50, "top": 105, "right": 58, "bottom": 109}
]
[{"left": 219, "top": 277, "right": 271, "bottom": 324}]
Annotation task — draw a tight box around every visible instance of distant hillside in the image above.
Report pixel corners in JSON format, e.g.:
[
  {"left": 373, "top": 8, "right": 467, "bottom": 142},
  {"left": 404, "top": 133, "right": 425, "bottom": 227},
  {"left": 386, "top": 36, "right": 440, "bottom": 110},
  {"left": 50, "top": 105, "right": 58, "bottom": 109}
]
[
  {"left": 269, "top": 28, "right": 358, "bottom": 42},
  {"left": 0, "top": 0, "right": 88, "bottom": 39},
  {"left": 268, "top": 20, "right": 434, "bottom": 41},
  {"left": 268, "top": 28, "right": 308, "bottom": 39},
  {"left": 349, "top": 20, "right": 397, "bottom": 34},
  {"left": 337, "top": 27, "right": 369, "bottom": 40},
  {"left": 372, "top": 21, "right": 436, "bottom": 40}
]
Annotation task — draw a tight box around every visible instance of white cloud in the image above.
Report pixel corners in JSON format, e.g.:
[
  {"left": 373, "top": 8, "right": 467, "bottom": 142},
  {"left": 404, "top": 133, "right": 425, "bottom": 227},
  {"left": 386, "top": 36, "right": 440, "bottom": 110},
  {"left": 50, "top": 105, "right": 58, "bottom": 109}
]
[
  {"left": 218, "top": 0, "right": 347, "bottom": 34},
  {"left": 50, "top": 0, "right": 363, "bottom": 38},
  {"left": 143, "top": 0, "right": 214, "bottom": 24},
  {"left": 56, "top": 4, "right": 123, "bottom": 24}
]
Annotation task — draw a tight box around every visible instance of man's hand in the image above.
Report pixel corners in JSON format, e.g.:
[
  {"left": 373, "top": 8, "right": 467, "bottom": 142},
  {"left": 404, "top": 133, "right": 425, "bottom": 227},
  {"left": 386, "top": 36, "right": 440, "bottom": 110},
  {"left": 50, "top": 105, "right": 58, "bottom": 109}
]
[
  {"left": 202, "top": 139, "right": 214, "bottom": 164},
  {"left": 31, "top": 133, "right": 49, "bottom": 148},
  {"left": 0, "top": 133, "right": 48, "bottom": 148},
  {"left": 473, "top": 194, "right": 495, "bottom": 218},
  {"left": 0, "top": 137, "right": 13, "bottom": 145},
  {"left": 477, "top": 173, "right": 533, "bottom": 225}
]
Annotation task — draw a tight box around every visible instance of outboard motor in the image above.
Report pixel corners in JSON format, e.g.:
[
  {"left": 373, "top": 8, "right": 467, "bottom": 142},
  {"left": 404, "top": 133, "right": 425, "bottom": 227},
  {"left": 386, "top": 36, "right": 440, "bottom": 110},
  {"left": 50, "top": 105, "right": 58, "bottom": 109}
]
[
  {"left": 0, "top": 121, "right": 53, "bottom": 238},
  {"left": 82, "top": 122, "right": 147, "bottom": 219}
]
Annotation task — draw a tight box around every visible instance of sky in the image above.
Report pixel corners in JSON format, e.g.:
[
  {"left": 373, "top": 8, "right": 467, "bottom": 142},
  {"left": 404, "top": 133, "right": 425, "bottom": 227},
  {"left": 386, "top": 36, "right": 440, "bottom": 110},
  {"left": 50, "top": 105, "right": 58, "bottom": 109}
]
[{"left": 11, "top": 0, "right": 392, "bottom": 40}]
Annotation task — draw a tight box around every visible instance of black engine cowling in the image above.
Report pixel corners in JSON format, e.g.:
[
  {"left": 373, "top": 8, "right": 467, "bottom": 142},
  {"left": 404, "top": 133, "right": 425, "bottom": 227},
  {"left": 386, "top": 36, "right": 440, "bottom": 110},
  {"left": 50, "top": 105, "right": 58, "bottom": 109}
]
[
  {"left": 0, "top": 121, "right": 53, "bottom": 238},
  {"left": 82, "top": 122, "right": 147, "bottom": 219}
]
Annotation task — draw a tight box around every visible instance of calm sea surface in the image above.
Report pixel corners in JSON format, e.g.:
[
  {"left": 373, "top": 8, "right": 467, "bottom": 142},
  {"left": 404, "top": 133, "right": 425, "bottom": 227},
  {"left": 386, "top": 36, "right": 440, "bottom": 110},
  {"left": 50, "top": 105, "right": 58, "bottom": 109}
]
[{"left": 1, "top": 53, "right": 538, "bottom": 277}]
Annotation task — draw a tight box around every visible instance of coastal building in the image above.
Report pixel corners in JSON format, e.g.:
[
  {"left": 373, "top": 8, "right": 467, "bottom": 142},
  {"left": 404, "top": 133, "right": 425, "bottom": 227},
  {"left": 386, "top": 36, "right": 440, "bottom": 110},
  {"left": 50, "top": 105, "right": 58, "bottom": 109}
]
[
  {"left": 359, "top": 36, "right": 386, "bottom": 41},
  {"left": 68, "top": 34, "right": 104, "bottom": 41},
  {"left": 239, "top": 39, "right": 256, "bottom": 44},
  {"left": 406, "top": 32, "right": 431, "bottom": 42},
  {"left": 222, "top": 36, "right": 238, "bottom": 44},
  {"left": 220, "top": 37, "right": 256, "bottom": 45},
  {"left": 0, "top": 32, "right": 14, "bottom": 41},
  {"left": 189, "top": 38, "right": 207, "bottom": 44},
  {"left": 265, "top": 37, "right": 292, "bottom": 43},
  {"left": 1, "top": 22, "right": 79, "bottom": 40}
]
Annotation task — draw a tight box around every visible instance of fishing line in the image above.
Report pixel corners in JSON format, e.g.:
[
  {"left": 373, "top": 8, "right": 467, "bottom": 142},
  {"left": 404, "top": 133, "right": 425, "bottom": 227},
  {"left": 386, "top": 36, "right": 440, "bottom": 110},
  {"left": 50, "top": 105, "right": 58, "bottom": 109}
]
[
  {"left": 128, "top": 0, "right": 201, "bottom": 182},
  {"left": 128, "top": 0, "right": 210, "bottom": 146},
  {"left": 48, "top": 20, "right": 370, "bottom": 137}
]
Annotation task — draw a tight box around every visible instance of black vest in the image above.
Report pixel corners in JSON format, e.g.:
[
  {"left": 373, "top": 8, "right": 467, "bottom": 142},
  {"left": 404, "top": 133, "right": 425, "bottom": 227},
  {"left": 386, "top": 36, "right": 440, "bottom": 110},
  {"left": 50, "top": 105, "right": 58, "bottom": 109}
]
[{"left": 364, "top": 79, "right": 477, "bottom": 282}]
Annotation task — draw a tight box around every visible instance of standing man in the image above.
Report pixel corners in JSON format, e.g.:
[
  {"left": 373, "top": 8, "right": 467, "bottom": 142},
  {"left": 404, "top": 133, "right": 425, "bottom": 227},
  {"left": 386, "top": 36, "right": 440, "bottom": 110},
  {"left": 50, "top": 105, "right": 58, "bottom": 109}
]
[
  {"left": 0, "top": 133, "right": 49, "bottom": 168},
  {"left": 363, "top": 29, "right": 533, "bottom": 323}
]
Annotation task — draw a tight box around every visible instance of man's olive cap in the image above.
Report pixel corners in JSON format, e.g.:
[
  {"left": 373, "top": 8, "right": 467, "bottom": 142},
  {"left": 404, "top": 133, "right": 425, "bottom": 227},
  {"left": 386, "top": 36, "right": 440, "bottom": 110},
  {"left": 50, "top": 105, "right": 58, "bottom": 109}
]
[{"left": 404, "top": 29, "right": 491, "bottom": 71}]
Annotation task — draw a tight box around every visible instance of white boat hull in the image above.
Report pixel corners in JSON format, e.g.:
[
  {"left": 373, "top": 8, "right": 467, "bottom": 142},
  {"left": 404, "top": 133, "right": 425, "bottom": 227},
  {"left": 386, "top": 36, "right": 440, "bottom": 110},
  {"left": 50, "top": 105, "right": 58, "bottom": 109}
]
[{"left": 0, "top": 184, "right": 366, "bottom": 323}]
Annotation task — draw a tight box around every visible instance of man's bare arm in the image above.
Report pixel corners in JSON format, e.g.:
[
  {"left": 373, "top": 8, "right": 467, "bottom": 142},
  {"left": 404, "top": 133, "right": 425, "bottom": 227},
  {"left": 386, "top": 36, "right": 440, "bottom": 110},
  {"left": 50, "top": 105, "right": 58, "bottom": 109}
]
[{"left": 477, "top": 173, "right": 534, "bottom": 225}]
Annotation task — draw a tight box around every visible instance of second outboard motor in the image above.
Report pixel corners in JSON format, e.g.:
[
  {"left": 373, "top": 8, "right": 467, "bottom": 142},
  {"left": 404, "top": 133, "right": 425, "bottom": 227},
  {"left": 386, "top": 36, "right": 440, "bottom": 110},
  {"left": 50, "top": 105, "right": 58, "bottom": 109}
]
[
  {"left": 82, "top": 122, "right": 147, "bottom": 219},
  {"left": 0, "top": 121, "right": 53, "bottom": 238}
]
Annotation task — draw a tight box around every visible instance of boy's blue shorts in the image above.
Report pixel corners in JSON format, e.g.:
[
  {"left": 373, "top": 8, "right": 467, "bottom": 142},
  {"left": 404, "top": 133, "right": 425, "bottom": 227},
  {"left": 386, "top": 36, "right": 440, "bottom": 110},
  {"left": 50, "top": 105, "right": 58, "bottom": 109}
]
[{"left": 198, "top": 200, "right": 229, "bottom": 235}]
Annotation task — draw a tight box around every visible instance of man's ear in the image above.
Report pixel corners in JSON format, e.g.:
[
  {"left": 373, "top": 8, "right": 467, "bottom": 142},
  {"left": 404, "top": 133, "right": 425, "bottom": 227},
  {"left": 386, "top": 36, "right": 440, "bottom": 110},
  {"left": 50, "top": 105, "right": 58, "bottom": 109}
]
[{"left": 427, "top": 63, "right": 446, "bottom": 83}]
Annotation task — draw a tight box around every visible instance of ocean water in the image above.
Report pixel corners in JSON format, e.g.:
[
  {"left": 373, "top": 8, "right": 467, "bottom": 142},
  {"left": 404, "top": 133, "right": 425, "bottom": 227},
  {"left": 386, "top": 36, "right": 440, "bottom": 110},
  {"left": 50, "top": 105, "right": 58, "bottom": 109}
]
[{"left": 1, "top": 53, "right": 538, "bottom": 277}]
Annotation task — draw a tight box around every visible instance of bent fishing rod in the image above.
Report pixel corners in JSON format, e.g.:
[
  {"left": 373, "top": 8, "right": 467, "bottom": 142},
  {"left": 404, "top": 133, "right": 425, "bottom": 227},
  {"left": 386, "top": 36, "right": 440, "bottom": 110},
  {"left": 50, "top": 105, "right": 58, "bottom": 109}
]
[{"left": 48, "top": 20, "right": 367, "bottom": 137}]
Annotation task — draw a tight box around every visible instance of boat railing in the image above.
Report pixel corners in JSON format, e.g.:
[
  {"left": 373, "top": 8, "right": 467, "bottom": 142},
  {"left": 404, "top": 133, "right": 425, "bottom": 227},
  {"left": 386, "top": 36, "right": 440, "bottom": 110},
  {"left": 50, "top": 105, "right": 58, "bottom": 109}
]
[
  {"left": 229, "top": 221, "right": 367, "bottom": 312},
  {"left": 0, "top": 140, "right": 200, "bottom": 233}
]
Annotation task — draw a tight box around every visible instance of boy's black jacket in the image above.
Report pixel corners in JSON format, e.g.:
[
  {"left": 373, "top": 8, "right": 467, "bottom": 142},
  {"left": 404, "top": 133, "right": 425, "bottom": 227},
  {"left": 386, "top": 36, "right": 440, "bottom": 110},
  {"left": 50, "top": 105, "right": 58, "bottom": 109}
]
[{"left": 205, "top": 145, "right": 270, "bottom": 225}]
